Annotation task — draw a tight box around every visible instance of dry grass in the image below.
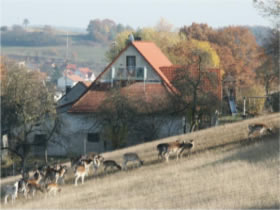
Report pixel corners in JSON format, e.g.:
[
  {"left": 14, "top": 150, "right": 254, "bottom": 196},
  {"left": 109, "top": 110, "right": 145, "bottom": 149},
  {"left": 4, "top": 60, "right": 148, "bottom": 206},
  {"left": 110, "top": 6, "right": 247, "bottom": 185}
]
[{"left": 1, "top": 113, "right": 280, "bottom": 209}]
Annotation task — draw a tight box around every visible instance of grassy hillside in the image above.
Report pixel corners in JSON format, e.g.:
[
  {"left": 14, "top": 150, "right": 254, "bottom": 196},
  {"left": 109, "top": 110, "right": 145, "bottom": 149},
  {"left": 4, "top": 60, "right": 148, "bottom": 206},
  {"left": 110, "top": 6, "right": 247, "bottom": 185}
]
[
  {"left": 1, "top": 44, "right": 108, "bottom": 73},
  {"left": 2, "top": 113, "right": 280, "bottom": 208}
]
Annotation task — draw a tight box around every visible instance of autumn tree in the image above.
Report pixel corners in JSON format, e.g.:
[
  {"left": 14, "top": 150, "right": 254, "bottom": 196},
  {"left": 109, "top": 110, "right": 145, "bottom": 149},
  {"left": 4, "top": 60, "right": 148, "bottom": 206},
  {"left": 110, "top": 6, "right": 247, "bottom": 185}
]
[
  {"left": 253, "top": 0, "right": 280, "bottom": 95},
  {"left": 1, "top": 59, "right": 57, "bottom": 173},
  {"left": 180, "top": 24, "right": 261, "bottom": 89},
  {"left": 170, "top": 40, "right": 220, "bottom": 132},
  {"left": 86, "top": 19, "right": 132, "bottom": 43},
  {"left": 95, "top": 89, "right": 136, "bottom": 149},
  {"left": 253, "top": 0, "right": 280, "bottom": 27}
]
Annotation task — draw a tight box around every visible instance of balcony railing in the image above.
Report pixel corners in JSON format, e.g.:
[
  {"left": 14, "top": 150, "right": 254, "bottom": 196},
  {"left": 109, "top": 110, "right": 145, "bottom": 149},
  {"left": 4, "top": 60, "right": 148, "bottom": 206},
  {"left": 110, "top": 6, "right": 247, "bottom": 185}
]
[{"left": 111, "top": 66, "right": 147, "bottom": 81}]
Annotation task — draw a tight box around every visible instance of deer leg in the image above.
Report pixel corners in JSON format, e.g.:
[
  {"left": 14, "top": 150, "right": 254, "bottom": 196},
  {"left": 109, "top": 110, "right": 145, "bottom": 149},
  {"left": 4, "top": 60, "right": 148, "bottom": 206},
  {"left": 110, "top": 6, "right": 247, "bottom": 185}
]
[
  {"left": 4, "top": 195, "right": 8, "bottom": 204},
  {"left": 74, "top": 175, "right": 79, "bottom": 186}
]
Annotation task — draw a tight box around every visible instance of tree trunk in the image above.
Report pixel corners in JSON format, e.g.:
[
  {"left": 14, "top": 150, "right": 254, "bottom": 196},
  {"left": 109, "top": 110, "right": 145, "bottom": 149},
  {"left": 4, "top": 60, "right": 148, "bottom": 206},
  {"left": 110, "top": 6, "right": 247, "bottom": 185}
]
[
  {"left": 44, "top": 148, "right": 48, "bottom": 164},
  {"left": 21, "top": 157, "right": 26, "bottom": 178}
]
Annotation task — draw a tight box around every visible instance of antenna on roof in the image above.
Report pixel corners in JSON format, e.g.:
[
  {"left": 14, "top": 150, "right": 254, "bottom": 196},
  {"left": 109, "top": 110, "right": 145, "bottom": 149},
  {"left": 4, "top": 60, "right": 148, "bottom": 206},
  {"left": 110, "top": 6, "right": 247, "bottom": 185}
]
[
  {"left": 64, "top": 31, "right": 69, "bottom": 97},
  {"left": 128, "top": 33, "right": 135, "bottom": 43}
]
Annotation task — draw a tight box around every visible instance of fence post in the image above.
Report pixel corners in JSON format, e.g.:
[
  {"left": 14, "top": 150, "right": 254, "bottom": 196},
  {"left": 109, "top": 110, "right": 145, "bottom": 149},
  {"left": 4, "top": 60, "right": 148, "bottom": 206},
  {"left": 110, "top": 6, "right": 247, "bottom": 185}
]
[{"left": 243, "top": 97, "right": 246, "bottom": 116}]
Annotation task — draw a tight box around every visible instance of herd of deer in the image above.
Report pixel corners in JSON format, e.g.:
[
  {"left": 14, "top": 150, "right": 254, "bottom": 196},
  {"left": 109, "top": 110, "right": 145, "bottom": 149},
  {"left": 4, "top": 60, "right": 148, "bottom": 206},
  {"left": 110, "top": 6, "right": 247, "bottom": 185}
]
[{"left": 2, "top": 123, "right": 273, "bottom": 204}]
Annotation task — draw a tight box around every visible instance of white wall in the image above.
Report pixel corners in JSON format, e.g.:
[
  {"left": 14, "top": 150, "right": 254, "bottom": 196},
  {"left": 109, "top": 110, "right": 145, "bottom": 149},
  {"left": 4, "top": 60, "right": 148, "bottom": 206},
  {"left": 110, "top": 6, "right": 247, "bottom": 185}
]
[
  {"left": 48, "top": 113, "right": 186, "bottom": 156},
  {"left": 57, "top": 77, "right": 76, "bottom": 90},
  {"left": 100, "top": 45, "right": 161, "bottom": 82}
]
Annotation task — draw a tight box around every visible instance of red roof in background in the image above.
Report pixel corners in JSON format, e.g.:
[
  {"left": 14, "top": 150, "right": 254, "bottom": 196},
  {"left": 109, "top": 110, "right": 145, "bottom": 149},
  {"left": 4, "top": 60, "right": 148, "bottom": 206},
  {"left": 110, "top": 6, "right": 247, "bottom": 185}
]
[
  {"left": 66, "top": 73, "right": 84, "bottom": 82},
  {"left": 82, "top": 81, "right": 92, "bottom": 87},
  {"left": 78, "top": 67, "right": 92, "bottom": 74},
  {"left": 66, "top": 64, "right": 77, "bottom": 70}
]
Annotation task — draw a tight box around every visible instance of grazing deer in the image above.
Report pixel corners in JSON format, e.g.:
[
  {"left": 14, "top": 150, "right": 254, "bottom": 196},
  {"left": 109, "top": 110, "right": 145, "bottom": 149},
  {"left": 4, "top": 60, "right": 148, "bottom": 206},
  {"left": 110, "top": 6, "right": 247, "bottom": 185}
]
[
  {"left": 248, "top": 123, "right": 273, "bottom": 138},
  {"left": 18, "top": 178, "right": 28, "bottom": 199},
  {"left": 164, "top": 140, "right": 194, "bottom": 162},
  {"left": 26, "top": 169, "right": 44, "bottom": 197},
  {"left": 54, "top": 165, "right": 67, "bottom": 184},
  {"left": 103, "top": 160, "right": 122, "bottom": 172},
  {"left": 92, "top": 154, "right": 104, "bottom": 173},
  {"left": 46, "top": 183, "right": 61, "bottom": 196},
  {"left": 70, "top": 155, "right": 83, "bottom": 169},
  {"left": 122, "top": 153, "right": 144, "bottom": 170},
  {"left": 74, "top": 159, "right": 93, "bottom": 186},
  {"left": 156, "top": 143, "right": 170, "bottom": 159},
  {"left": 4, "top": 181, "right": 19, "bottom": 204}
]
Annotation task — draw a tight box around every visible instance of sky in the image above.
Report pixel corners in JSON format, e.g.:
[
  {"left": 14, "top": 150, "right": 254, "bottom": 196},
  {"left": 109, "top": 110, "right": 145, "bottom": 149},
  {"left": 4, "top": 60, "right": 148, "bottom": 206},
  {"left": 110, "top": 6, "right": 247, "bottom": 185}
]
[{"left": 1, "top": 0, "right": 271, "bottom": 30}]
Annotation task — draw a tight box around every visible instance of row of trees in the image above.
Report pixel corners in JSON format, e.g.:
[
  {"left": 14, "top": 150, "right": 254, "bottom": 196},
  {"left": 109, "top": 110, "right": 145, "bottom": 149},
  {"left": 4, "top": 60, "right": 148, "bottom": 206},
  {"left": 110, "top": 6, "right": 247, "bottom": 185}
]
[
  {"left": 86, "top": 19, "right": 133, "bottom": 43},
  {"left": 1, "top": 25, "right": 66, "bottom": 46}
]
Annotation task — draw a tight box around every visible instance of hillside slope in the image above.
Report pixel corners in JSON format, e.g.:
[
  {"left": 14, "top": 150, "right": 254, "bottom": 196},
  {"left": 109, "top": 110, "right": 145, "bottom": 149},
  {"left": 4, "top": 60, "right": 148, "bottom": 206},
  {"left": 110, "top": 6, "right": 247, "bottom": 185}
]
[{"left": 2, "top": 113, "right": 280, "bottom": 208}]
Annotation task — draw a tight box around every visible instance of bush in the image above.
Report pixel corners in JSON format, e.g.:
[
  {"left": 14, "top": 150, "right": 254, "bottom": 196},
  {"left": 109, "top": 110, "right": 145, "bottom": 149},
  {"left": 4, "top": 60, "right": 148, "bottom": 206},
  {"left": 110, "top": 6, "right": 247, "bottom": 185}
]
[{"left": 237, "top": 84, "right": 266, "bottom": 114}]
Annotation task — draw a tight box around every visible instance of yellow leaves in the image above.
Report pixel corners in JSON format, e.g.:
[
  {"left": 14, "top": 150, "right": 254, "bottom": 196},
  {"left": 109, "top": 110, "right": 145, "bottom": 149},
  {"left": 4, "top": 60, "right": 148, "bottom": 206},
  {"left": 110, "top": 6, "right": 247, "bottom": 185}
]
[
  {"left": 115, "top": 30, "right": 134, "bottom": 49},
  {"left": 190, "top": 39, "right": 220, "bottom": 68}
]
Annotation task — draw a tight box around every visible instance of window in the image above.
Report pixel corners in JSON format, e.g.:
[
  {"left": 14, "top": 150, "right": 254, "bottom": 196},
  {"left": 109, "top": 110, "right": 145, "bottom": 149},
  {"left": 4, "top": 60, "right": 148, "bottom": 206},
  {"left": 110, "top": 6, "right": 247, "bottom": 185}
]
[
  {"left": 136, "top": 67, "right": 144, "bottom": 79},
  {"left": 34, "top": 134, "right": 47, "bottom": 146},
  {"left": 126, "top": 56, "right": 136, "bottom": 71},
  {"left": 87, "top": 133, "right": 100, "bottom": 143}
]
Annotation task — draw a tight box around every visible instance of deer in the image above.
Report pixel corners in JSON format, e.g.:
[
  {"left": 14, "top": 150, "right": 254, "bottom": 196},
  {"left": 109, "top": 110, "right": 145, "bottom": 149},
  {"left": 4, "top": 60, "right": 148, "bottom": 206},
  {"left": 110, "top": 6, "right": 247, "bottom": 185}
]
[
  {"left": 248, "top": 123, "right": 273, "bottom": 138},
  {"left": 74, "top": 159, "right": 93, "bottom": 186},
  {"left": 163, "top": 140, "right": 194, "bottom": 162},
  {"left": 122, "top": 153, "right": 144, "bottom": 170},
  {"left": 92, "top": 154, "right": 105, "bottom": 173},
  {"left": 4, "top": 181, "right": 19, "bottom": 204},
  {"left": 45, "top": 164, "right": 68, "bottom": 184},
  {"left": 45, "top": 183, "right": 61, "bottom": 196},
  {"left": 156, "top": 143, "right": 170, "bottom": 160},
  {"left": 25, "top": 169, "right": 44, "bottom": 197},
  {"left": 102, "top": 160, "right": 122, "bottom": 172}
]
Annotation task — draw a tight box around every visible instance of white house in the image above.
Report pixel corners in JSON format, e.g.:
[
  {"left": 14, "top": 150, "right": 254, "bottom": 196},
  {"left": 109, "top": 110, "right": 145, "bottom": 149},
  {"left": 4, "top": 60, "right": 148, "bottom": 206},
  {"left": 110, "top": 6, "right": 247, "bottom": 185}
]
[
  {"left": 46, "top": 41, "right": 185, "bottom": 156},
  {"left": 46, "top": 40, "right": 221, "bottom": 156},
  {"left": 57, "top": 71, "right": 84, "bottom": 91},
  {"left": 75, "top": 67, "right": 95, "bottom": 81}
]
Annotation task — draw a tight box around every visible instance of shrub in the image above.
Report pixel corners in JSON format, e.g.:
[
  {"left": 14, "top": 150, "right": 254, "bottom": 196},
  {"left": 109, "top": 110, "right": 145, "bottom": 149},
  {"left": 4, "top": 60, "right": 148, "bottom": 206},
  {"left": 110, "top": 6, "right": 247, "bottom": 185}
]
[{"left": 237, "top": 84, "right": 266, "bottom": 114}]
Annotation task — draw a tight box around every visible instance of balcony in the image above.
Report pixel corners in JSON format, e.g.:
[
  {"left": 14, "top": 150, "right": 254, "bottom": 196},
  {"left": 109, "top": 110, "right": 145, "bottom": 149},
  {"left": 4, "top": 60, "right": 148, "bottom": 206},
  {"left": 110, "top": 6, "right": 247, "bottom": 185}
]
[{"left": 111, "top": 66, "right": 147, "bottom": 81}]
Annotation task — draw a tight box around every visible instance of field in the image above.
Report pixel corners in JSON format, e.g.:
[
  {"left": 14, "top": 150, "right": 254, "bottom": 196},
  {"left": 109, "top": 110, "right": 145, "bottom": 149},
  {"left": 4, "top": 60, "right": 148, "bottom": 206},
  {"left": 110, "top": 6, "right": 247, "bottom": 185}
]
[
  {"left": 1, "top": 44, "right": 108, "bottom": 72},
  {"left": 1, "top": 113, "right": 280, "bottom": 209}
]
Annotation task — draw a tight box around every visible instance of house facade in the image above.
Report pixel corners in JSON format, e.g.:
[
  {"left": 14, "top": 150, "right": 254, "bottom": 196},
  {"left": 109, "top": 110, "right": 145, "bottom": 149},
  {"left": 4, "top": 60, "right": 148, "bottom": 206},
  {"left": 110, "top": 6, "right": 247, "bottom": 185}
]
[{"left": 46, "top": 41, "right": 221, "bottom": 156}]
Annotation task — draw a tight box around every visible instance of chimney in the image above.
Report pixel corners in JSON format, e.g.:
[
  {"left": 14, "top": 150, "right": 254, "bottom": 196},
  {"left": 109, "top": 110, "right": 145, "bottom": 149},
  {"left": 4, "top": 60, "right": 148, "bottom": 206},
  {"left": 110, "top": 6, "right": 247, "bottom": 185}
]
[{"left": 128, "top": 34, "right": 135, "bottom": 43}]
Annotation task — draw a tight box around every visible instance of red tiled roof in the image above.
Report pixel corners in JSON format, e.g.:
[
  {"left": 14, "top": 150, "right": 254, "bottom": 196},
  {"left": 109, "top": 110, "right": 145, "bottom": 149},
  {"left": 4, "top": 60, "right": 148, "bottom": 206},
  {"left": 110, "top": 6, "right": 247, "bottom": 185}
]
[
  {"left": 82, "top": 81, "right": 92, "bottom": 87},
  {"left": 90, "top": 41, "right": 178, "bottom": 95},
  {"left": 78, "top": 67, "right": 92, "bottom": 74},
  {"left": 132, "top": 41, "right": 177, "bottom": 93},
  {"left": 66, "top": 73, "right": 84, "bottom": 82},
  {"left": 66, "top": 64, "right": 77, "bottom": 70},
  {"left": 159, "top": 65, "right": 181, "bottom": 82},
  {"left": 69, "top": 83, "right": 171, "bottom": 113}
]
